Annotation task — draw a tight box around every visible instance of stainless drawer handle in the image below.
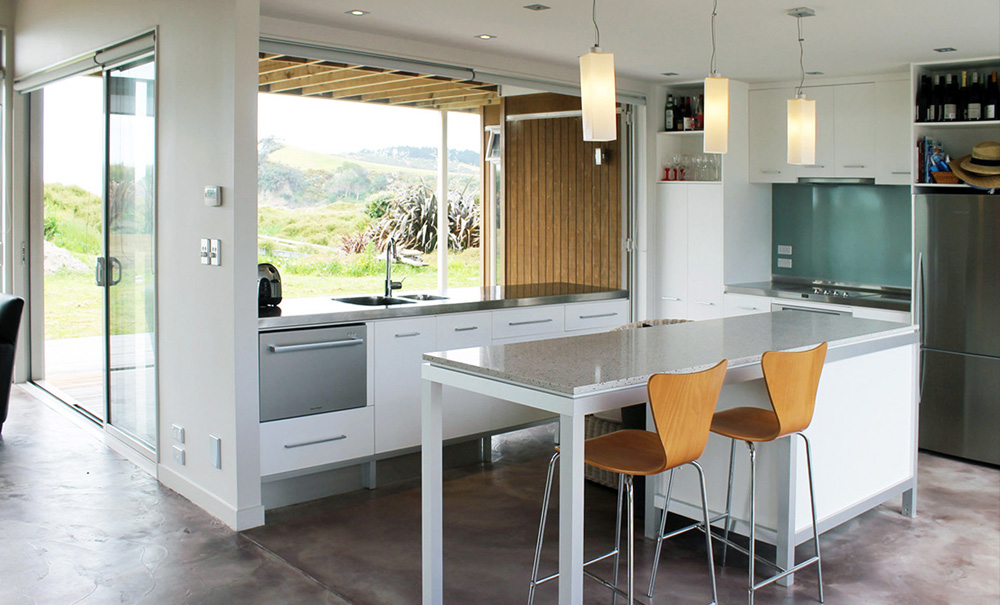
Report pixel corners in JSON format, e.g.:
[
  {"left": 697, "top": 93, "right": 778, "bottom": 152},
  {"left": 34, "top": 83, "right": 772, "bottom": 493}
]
[
  {"left": 660, "top": 296, "right": 681, "bottom": 301},
  {"left": 695, "top": 300, "right": 716, "bottom": 306},
  {"left": 761, "top": 170, "right": 781, "bottom": 174},
  {"left": 843, "top": 164, "right": 866, "bottom": 168},
  {"left": 509, "top": 319, "right": 553, "bottom": 326},
  {"left": 454, "top": 326, "right": 479, "bottom": 332},
  {"left": 395, "top": 332, "right": 421, "bottom": 338},
  {"left": 268, "top": 338, "right": 363, "bottom": 354},
  {"left": 801, "top": 165, "right": 826, "bottom": 168},
  {"left": 891, "top": 171, "right": 910, "bottom": 175},
  {"left": 737, "top": 306, "right": 760, "bottom": 311},
  {"left": 579, "top": 312, "right": 619, "bottom": 319},
  {"left": 283, "top": 434, "right": 347, "bottom": 449}
]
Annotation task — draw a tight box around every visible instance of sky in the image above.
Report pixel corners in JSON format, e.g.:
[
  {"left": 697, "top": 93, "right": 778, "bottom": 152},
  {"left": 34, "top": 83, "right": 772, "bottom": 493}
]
[{"left": 257, "top": 92, "right": 482, "bottom": 155}]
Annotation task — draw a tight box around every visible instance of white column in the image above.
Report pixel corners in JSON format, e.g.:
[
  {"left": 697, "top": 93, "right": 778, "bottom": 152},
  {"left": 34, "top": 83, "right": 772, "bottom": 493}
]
[
  {"left": 558, "top": 412, "right": 586, "bottom": 604},
  {"left": 438, "top": 111, "right": 449, "bottom": 292},
  {"left": 421, "top": 374, "right": 444, "bottom": 603}
]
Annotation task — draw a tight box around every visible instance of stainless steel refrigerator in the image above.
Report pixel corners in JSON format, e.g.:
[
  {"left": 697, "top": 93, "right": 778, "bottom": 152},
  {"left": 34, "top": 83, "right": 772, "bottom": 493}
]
[{"left": 915, "top": 193, "right": 1000, "bottom": 465}]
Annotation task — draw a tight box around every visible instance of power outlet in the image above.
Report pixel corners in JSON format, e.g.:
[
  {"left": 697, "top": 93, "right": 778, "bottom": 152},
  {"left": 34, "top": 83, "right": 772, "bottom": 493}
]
[
  {"left": 200, "top": 239, "right": 210, "bottom": 265},
  {"left": 777, "top": 258, "right": 793, "bottom": 269},
  {"left": 209, "top": 435, "right": 222, "bottom": 469},
  {"left": 777, "top": 245, "right": 793, "bottom": 256},
  {"left": 172, "top": 445, "right": 186, "bottom": 466},
  {"left": 209, "top": 239, "right": 221, "bottom": 266},
  {"left": 171, "top": 424, "right": 185, "bottom": 444}
]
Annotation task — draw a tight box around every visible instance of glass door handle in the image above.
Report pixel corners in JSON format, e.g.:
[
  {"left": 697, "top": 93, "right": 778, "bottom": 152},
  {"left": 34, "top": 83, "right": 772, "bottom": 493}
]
[
  {"left": 108, "top": 257, "right": 123, "bottom": 286},
  {"left": 94, "top": 257, "right": 106, "bottom": 287}
]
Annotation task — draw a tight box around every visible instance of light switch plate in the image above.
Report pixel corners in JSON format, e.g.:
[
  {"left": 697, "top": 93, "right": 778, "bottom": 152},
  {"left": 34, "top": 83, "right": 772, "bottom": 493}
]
[
  {"left": 209, "top": 435, "right": 221, "bottom": 469},
  {"left": 209, "top": 239, "right": 221, "bottom": 266},
  {"left": 172, "top": 445, "right": 186, "bottom": 466},
  {"left": 777, "top": 258, "right": 793, "bottom": 268},
  {"left": 777, "top": 245, "right": 793, "bottom": 256},
  {"left": 172, "top": 424, "right": 185, "bottom": 444},
  {"left": 204, "top": 186, "right": 222, "bottom": 207},
  {"left": 200, "top": 239, "right": 210, "bottom": 265}
]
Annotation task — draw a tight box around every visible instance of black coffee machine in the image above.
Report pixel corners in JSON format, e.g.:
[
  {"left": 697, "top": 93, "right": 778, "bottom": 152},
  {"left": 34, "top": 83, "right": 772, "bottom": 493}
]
[{"left": 257, "top": 263, "right": 282, "bottom": 307}]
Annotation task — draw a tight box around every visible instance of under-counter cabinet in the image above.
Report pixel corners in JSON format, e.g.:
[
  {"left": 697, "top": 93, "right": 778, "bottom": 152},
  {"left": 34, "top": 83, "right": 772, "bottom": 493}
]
[
  {"left": 723, "top": 293, "right": 771, "bottom": 317},
  {"left": 436, "top": 311, "right": 494, "bottom": 440},
  {"left": 564, "top": 299, "right": 629, "bottom": 333},
  {"left": 373, "top": 316, "right": 437, "bottom": 453},
  {"left": 260, "top": 406, "right": 374, "bottom": 477}
]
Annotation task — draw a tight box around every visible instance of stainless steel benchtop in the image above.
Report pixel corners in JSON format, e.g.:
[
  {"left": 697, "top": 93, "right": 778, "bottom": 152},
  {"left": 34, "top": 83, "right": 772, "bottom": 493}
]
[
  {"left": 726, "top": 281, "right": 911, "bottom": 312},
  {"left": 258, "top": 283, "right": 628, "bottom": 330}
]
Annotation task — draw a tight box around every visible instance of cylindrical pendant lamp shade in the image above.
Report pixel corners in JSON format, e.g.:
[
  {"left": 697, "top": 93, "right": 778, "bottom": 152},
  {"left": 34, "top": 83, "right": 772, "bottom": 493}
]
[
  {"left": 703, "top": 74, "right": 729, "bottom": 154},
  {"left": 579, "top": 48, "right": 617, "bottom": 141},
  {"left": 787, "top": 94, "right": 816, "bottom": 165}
]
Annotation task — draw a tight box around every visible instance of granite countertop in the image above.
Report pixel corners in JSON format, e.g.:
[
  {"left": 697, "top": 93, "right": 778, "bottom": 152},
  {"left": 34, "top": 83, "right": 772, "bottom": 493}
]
[
  {"left": 725, "top": 281, "right": 911, "bottom": 312},
  {"left": 424, "top": 312, "right": 918, "bottom": 396},
  {"left": 258, "top": 282, "right": 628, "bottom": 330}
]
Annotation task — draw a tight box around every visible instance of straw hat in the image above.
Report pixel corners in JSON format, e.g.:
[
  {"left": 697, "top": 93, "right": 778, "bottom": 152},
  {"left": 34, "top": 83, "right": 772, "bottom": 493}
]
[{"left": 951, "top": 141, "right": 1000, "bottom": 188}]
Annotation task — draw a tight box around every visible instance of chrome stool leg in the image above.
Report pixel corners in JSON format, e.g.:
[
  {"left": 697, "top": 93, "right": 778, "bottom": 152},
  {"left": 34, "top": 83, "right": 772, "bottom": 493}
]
[
  {"left": 612, "top": 473, "right": 625, "bottom": 605},
  {"left": 691, "top": 461, "right": 719, "bottom": 605},
  {"left": 748, "top": 441, "right": 757, "bottom": 605},
  {"left": 528, "top": 451, "right": 559, "bottom": 605},
  {"left": 646, "top": 468, "right": 675, "bottom": 598},
  {"left": 800, "top": 433, "right": 824, "bottom": 604},
  {"left": 721, "top": 439, "right": 737, "bottom": 567},
  {"left": 625, "top": 474, "right": 635, "bottom": 604}
]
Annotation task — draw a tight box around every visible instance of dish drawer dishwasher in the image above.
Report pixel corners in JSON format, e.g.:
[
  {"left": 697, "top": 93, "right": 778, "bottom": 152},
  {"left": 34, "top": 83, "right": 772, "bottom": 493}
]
[{"left": 259, "top": 324, "right": 367, "bottom": 422}]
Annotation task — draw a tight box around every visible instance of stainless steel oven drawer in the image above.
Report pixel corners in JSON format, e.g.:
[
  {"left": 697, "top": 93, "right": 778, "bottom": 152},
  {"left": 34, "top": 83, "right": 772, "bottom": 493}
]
[{"left": 259, "top": 324, "right": 367, "bottom": 422}]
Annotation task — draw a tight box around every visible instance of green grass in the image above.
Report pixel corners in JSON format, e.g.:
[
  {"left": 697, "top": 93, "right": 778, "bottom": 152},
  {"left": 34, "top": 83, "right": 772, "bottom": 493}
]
[
  {"left": 258, "top": 203, "right": 372, "bottom": 247},
  {"left": 44, "top": 271, "right": 102, "bottom": 340}
]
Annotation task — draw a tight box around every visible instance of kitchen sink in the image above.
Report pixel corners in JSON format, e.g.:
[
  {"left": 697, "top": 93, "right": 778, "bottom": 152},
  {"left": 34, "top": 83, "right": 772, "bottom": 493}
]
[
  {"left": 399, "top": 293, "right": 449, "bottom": 301},
  {"left": 336, "top": 295, "right": 416, "bottom": 306}
]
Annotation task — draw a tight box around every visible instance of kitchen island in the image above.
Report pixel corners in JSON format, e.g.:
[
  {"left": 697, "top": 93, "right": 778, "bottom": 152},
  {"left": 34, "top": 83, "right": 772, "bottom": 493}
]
[{"left": 420, "top": 312, "right": 919, "bottom": 604}]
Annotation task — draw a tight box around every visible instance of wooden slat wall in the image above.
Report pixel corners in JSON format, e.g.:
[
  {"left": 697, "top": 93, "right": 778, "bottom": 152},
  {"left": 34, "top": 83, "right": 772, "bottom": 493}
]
[{"left": 503, "top": 101, "right": 621, "bottom": 289}]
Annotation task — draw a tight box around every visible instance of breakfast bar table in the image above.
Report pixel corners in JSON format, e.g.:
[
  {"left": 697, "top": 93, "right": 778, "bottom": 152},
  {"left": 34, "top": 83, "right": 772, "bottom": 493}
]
[{"left": 420, "top": 312, "right": 919, "bottom": 604}]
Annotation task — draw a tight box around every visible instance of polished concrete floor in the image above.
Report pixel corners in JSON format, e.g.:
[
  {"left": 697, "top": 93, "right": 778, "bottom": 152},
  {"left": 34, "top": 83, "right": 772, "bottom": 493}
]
[{"left": 2, "top": 386, "right": 998, "bottom": 604}]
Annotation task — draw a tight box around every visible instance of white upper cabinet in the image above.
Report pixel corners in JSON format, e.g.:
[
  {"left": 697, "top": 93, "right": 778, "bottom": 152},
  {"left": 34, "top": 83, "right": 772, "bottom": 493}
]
[
  {"left": 750, "top": 80, "right": 904, "bottom": 183},
  {"left": 874, "top": 79, "right": 913, "bottom": 184},
  {"left": 749, "top": 87, "right": 796, "bottom": 183},
  {"left": 795, "top": 86, "right": 836, "bottom": 178},
  {"left": 833, "top": 83, "right": 876, "bottom": 177}
]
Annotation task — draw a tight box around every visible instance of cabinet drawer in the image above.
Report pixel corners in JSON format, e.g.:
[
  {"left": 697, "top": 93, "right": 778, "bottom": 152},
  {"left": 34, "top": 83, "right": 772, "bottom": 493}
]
[
  {"left": 436, "top": 311, "right": 492, "bottom": 348},
  {"left": 492, "top": 305, "right": 565, "bottom": 341},
  {"left": 565, "top": 299, "right": 629, "bottom": 332},
  {"left": 260, "top": 406, "right": 374, "bottom": 476},
  {"left": 724, "top": 293, "right": 771, "bottom": 317}
]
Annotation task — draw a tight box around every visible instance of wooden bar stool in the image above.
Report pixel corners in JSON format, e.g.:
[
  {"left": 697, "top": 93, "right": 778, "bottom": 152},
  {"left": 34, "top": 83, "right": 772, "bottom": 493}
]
[
  {"left": 528, "top": 360, "right": 728, "bottom": 605},
  {"left": 709, "top": 342, "right": 828, "bottom": 605}
]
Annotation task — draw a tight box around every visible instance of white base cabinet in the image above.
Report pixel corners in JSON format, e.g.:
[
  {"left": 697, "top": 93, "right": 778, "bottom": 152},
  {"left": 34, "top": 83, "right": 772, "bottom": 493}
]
[
  {"left": 260, "top": 406, "right": 374, "bottom": 477},
  {"left": 373, "top": 316, "right": 438, "bottom": 453}
]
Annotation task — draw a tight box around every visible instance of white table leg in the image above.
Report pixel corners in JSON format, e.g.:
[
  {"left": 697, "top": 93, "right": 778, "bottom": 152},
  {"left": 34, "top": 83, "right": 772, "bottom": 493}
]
[
  {"left": 776, "top": 436, "right": 796, "bottom": 587},
  {"left": 422, "top": 378, "right": 444, "bottom": 604},
  {"left": 558, "top": 412, "right": 586, "bottom": 605}
]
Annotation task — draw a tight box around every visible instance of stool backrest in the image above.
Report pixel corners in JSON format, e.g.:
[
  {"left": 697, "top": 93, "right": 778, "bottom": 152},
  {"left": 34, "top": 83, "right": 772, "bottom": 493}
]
[
  {"left": 761, "top": 342, "right": 828, "bottom": 437},
  {"left": 647, "top": 359, "right": 728, "bottom": 471}
]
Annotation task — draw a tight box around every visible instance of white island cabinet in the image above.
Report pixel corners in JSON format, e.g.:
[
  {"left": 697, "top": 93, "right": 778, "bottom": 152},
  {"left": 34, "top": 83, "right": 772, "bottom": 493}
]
[{"left": 421, "top": 313, "right": 919, "bottom": 604}]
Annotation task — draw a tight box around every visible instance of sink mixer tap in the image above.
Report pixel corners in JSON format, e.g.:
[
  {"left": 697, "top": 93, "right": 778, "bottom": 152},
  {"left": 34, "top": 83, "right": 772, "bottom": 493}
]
[{"left": 385, "top": 237, "right": 403, "bottom": 297}]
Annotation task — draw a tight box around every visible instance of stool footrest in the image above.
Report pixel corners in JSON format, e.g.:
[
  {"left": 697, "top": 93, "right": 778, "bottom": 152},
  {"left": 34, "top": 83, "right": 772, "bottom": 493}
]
[
  {"left": 531, "top": 547, "right": 621, "bottom": 587},
  {"left": 753, "top": 555, "right": 821, "bottom": 591}
]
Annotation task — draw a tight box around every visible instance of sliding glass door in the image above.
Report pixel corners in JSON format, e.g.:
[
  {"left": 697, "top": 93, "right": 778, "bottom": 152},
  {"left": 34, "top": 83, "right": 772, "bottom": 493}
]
[{"left": 35, "top": 54, "right": 157, "bottom": 454}]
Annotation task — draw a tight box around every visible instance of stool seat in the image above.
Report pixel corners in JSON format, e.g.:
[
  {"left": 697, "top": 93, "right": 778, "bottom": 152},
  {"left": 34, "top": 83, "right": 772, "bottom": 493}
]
[
  {"left": 710, "top": 407, "right": 781, "bottom": 442},
  {"left": 584, "top": 430, "right": 667, "bottom": 476}
]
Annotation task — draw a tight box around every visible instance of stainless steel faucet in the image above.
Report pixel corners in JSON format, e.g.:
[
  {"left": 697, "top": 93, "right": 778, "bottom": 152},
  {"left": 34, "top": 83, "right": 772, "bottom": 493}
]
[{"left": 385, "top": 237, "right": 403, "bottom": 297}]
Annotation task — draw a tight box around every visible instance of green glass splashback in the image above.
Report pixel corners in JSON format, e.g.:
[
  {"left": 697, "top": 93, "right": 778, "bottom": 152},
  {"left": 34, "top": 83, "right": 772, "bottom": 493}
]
[{"left": 772, "top": 184, "right": 911, "bottom": 288}]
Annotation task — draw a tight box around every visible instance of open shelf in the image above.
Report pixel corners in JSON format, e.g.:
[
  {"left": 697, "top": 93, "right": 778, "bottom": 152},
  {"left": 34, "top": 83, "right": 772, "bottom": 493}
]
[
  {"left": 913, "top": 120, "right": 1000, "bottom": 129},
  {"left": 656, "top": 180, "right": 720, "bottom": 185},
  {"left": 657, "top": 130, "right": 705, "bottom": 137}
]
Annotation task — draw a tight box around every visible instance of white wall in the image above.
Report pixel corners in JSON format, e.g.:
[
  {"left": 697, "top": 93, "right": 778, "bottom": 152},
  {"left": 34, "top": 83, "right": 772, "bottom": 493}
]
[{"left": 10, "top": 0, "right": 263, "bottom": 529}]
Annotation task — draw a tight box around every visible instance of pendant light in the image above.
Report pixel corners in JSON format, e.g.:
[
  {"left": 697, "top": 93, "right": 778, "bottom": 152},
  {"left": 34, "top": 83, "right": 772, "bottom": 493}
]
[
  {"left": 787, "top": 8, "right": 816, "bottom": 165},
  {"left": 580, "top": 0, "right": 616, "bottom": 141},
  {"left": 703, "top": 0, "right": 729, "bottom": 154}
]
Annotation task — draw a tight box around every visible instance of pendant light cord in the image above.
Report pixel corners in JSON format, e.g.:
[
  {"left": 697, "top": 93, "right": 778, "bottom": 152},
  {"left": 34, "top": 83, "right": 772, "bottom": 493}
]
[
  {"left": 710, "top": 0, "right": 719, "bottom": 75},
  {"left": 796, "top": 15, "right": 806, "bottom": 95},
  {"left": 592, "top": 0, "right": 601, "bottom": 48}
]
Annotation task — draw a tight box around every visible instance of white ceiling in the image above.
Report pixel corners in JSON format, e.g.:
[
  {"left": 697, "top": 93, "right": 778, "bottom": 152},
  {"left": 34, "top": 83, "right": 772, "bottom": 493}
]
[{"left": 261, "top": 0, "right": 1000, "bottom": 84}]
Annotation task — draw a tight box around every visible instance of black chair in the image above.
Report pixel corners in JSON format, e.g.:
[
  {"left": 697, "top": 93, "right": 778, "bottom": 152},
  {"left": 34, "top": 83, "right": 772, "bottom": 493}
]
[{"left": 0, "top": 294, "right": 25, "bottom": 435}]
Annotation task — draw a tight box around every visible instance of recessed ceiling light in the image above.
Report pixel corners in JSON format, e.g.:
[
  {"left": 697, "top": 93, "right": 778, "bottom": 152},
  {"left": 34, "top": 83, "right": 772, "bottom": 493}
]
[
  {"left": 346, "top": 9, "right": 368, "bottom": 16},
  {"left": 523, "top": 4, "right": 551, "bottom": 11},
  {"left": 805, "top": 71, "right": 824, "bottom": 75},
  {"left": 476, "top": 34, "right": 496, "bottom": 40},
  {"left": 661, "top": 72, "right": 679, "bottom": 77},
  {"left": 933, "top": 47, "right": 957, "bottom": 53}
]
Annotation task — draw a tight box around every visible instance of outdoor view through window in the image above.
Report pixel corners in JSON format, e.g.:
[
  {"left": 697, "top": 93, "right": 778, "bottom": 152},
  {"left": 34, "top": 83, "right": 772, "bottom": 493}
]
[{"left": 257, "top": 92, "right": 483, "bottom": 298}]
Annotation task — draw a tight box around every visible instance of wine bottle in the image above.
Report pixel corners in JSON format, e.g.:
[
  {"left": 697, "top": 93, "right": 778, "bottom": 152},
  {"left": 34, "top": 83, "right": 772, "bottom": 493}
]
[
  {"left": 985, "top": 71, "right": 999, "bottom": 121},
  {"left": 959, "top": 71, "right": 969, "bottom": 120},
  {"left": 943, "top": 74, "right": 958, "bottom": 121},
  {"left": 916, "top": 75, "right": 931, "bottom": 122},
  {"left": 967, "top": 72, "right": 982, "bottom": 121},
  {"left": 931, "top": 74, "right": 943, "bottom": 122},
  {"left": 696, "top": 94, "right": 704, "bottom": 130},
  {"left": 665, "top": 94, "right": 676, "bottom": 131}
]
